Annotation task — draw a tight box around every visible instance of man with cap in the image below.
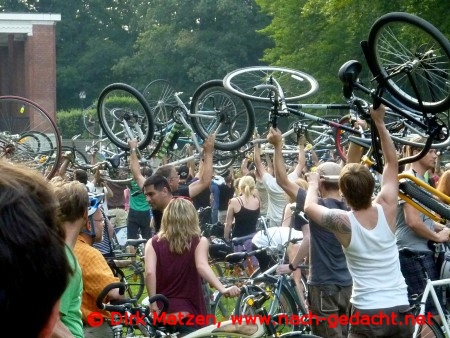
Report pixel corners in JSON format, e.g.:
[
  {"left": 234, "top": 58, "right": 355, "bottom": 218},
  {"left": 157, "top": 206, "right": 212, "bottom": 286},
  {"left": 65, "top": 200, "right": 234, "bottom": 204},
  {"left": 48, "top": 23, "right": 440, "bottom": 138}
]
[
  {"left": 177, "top": 164, "right": 191, "bottom": 187},
  {"left": 268, "top": 127, "right": 352, "bottom": 338},
  {"left": 304, "top": 105, "right": 414, "bottom": 337}
]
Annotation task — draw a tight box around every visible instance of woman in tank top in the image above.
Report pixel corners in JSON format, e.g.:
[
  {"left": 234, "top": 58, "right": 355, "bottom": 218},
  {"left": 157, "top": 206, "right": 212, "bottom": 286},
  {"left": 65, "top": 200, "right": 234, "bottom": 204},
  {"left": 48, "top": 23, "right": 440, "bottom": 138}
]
[
  {"left": 145, "top": 198, "right": 239, "bottom": 334},
  {"left": 224, "top": 175, "right": 260, "bottom": 268}
]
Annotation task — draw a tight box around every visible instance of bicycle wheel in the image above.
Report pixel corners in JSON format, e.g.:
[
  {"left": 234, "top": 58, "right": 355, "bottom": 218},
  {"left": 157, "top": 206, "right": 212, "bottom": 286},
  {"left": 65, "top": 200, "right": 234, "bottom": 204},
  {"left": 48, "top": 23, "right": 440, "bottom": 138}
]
[
  {"left": 367, "top": 12, "right": 450, "bottom": 114},
  {"left": 399, "top": 180, "right": 450, "bottom": 220},
  {"left": 116, "top": 262, "right": 146, "bottom": 300},
  {"left": 142, "top": 79, "right": 177, "bottom": 127},
  {"left": 235, "top": 278, "right": 300, "bottom": 332},
  {"left": 211, "top": 290, "right": 239, "bottom": 322},
  {"left": 190, "top": 80, "right": 255, "bottom": 151},
  {"left": 61, "top": 146, "right": 89, "bottom": 166},
  {"left": 83, "top": 104, "right": 105, "bottom": 138},
  {"left": 414, "top": 316, "right": 445, "bottom": 338},
  {"left": 0, "top": 96, "right": 61, "bottom": 179},
  {"left": 97, "top": 83, "right": 154, "bottom": 150},
  {"left": 334, "top": 114, "right": 352, "bottom": 163},
  {"left": 223, "top": 66, "right": 319, "bottom": 103}
]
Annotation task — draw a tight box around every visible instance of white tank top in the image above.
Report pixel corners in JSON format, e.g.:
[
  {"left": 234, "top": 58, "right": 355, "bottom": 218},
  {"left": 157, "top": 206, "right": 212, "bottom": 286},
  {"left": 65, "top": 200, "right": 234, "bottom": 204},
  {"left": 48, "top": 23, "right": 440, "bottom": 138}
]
[{"left": 344, "top": 204, "right": 409, "bottom": 309}]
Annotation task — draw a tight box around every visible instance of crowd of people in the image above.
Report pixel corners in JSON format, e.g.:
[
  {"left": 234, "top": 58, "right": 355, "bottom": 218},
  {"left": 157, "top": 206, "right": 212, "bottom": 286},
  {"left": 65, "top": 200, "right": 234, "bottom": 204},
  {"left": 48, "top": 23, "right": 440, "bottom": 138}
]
[{"left": 2, "top": 104, "right": 450, "bottom": 338}]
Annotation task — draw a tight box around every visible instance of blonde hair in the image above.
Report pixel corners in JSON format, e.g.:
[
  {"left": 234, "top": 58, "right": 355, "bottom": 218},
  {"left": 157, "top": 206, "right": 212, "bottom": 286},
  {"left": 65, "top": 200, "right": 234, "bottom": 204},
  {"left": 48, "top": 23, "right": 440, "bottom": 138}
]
[
  {"left": 238, "top": 175, "right": 256, "bottom": 198},
  {"left": 436, "top": 170, "right": 450, "bottom": 199},
  {"left": 51, "top": 180, "right": 89, "bottom": 225},
  {"left": 158, "top": 198, "right": 200, "bottom": 254}
]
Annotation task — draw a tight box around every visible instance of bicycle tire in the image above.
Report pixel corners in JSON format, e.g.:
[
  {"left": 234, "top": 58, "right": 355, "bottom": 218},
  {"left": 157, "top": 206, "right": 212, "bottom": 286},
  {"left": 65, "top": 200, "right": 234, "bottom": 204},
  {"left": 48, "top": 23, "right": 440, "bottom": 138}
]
[
  {"left": 61, "top": 146, "right": 89, "bottom": 165},
  {"left": 97, "top": 83, "right": 154, "bottom": 150},
  {"left": 115, "top": 262, "right": 146, "bottom": 300},
  {"left": 211, "top": 290, "right": 238, "bottom": 322},
  {"left": 367, "top": 12, "right": 450, "bottom": 114},
  {"left": 223, "top": 66, "right": 319, "bottom": 103},
  {"left": 0, "top": 96, "right": 61, "bottom": 179},
  {"left": 190, "top": 80, "right": 255, "bottom": 151},
  {"left": 334, "top": 114, "right": 352, "bottom": 163},
  {"left": 415, "top": 316, "right": 445, "bottom": 338},
  {"left": 400, "top": 180, "right": 450, "bottom": 220},
  {"left": 83, "top": 104, "right": 105, "bottom": 138},
  {"left": 235, "top": 278, "right": 300, "bottom": 332},
  {"left": 142, "top": 79, "right": 177, "bottom": 127}
]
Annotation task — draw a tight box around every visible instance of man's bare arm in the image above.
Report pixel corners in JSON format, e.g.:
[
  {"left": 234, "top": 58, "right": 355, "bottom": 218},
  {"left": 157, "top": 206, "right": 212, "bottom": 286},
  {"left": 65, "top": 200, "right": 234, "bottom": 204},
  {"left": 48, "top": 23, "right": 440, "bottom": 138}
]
[{"left": 128, "top": 139, "right": 145, "bottom": 189}]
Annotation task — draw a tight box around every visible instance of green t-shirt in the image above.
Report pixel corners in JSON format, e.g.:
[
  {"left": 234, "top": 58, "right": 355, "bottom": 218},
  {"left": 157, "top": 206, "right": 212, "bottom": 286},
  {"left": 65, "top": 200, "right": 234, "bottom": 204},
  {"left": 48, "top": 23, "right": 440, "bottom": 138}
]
[
  {"left": 129, "top": 179, "right": 150, "bottom": 211},
  {"left": 60, "top": 245, "right": 84, "bottom": 338}
]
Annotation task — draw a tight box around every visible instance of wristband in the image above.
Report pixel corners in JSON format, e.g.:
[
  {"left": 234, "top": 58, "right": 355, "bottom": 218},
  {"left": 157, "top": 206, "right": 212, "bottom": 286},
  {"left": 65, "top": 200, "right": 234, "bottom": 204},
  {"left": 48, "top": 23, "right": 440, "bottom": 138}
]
[
  {"left": 288, "top": 263, "right": 297, "bottom": 271},
  {"left": 131, "top": 148, "right": 137, "bottom": 153}
]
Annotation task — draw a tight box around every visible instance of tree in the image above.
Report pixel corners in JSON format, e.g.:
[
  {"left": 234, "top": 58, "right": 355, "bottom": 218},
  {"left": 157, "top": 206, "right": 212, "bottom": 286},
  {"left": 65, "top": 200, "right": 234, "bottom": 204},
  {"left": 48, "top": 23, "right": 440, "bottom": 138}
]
[
  {"left": 255, "top": 0, "right": 450, "bottom": 107},
  {"left": 113, "top": 0, "right": 273, "bottom": 97}
]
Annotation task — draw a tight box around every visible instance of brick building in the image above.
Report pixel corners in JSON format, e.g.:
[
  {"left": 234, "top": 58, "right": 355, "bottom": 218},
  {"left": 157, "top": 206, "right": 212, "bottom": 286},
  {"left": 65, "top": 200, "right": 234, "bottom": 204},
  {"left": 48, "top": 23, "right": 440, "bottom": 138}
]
[{"left": 0, "top": 13, "right": 60, "bottom": 120}]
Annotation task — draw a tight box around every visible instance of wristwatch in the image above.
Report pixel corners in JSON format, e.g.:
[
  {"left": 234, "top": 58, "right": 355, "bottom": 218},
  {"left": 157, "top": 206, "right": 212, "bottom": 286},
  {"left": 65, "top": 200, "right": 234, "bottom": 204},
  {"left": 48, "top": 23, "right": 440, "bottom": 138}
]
[{"left": 288, "top": 263, "right": 297, "bottom": 271}]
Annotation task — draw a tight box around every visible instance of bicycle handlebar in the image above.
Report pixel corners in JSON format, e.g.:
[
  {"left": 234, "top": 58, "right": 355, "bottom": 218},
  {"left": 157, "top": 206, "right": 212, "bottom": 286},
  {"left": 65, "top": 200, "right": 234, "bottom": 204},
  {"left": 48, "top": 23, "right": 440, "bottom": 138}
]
[
  {"left": 96, "top": 282, "right": 126, "bottom": 310},
  {"left": 96, "top": 282, "right": 170, "bottom": 314}
]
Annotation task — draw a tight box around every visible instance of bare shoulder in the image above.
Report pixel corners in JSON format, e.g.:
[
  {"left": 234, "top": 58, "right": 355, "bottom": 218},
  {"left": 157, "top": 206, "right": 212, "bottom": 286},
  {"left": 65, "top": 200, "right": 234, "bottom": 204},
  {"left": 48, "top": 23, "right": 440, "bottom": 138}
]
[{"left": 321, "top": 209, "right": 351, "bottom": 234}]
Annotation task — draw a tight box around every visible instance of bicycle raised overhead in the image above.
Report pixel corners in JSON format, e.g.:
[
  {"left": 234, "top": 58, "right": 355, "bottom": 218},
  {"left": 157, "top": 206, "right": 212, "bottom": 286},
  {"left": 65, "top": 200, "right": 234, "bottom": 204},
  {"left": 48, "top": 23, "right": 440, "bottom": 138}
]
[
  {"left": 97, "top": 80, "right": 255, "bottom": 156},
  {"left": 223, "top": 12, "right": 450, "bottom": 171}
]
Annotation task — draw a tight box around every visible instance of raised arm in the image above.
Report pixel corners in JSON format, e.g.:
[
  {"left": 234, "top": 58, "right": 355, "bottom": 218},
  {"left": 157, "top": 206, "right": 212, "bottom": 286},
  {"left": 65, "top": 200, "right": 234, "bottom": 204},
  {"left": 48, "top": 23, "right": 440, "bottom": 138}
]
[
  {"left": 253, "top": 141, "right": 267, "bottom": 177},
  {"left": 304, "top": 172, "right": 351, "bottom": 246},
  {"left": 189, "top": 134, "right": 215, "bottom": 198},
  {"left": 371, "top": 105, "right": 398, "bottom": 226},
  {"left": 290, "top": 134, "right": 307, "bottom": 178},
  {"left": 128, "top": 139, "right": 145, "bottom": 189},
  {"left": 266, "top": 127, "right": 299, "bottom": 201}
]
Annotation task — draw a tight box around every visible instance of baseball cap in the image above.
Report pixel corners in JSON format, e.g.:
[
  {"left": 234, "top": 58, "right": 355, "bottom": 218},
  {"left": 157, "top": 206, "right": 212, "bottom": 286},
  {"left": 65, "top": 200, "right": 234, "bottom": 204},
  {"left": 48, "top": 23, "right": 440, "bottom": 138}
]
[
  {"left": 316, "top": 162, "right": 341, "bottom": 182},
  {"left": 178, "top": 165, "right": 189, "bottom": 179}
]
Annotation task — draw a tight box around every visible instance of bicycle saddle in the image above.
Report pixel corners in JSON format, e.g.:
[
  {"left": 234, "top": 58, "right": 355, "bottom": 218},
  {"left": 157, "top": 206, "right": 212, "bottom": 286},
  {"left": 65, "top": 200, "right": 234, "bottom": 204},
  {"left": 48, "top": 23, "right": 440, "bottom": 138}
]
[
  {"left": 106, "top": 152, "right": 125, "bottom": 168},
  {"left": 232, "top": 233, "right": 254, "bottom": 246},
  {"left": 338, "top": 60, "right": 362, "bottom": 99},
  {"left": 126, "top": 239, "right": 147, "bottom": 247},
  {"left": 225, "top": 251, "right": 249, "bottom": 264}
]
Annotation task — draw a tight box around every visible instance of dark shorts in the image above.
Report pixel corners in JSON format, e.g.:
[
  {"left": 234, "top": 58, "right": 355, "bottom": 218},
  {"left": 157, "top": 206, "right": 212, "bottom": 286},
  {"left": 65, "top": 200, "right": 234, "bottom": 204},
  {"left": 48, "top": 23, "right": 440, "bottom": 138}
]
[
  {"left": 307, "top": 284, "right": 352, "bottom": 338},
  {"left": 348, "top": 305, "right": 415, "bottom": 338},
  {"left": 127, "top": 208, "right": 151, "bottom": 240}
]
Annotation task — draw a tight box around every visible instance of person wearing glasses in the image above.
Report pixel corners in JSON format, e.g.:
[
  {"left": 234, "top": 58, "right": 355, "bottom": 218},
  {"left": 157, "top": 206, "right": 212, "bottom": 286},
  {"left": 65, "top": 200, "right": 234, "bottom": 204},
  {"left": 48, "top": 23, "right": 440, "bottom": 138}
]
[{"left": 73, "top": 193, "right": 123, "bottom": 338}]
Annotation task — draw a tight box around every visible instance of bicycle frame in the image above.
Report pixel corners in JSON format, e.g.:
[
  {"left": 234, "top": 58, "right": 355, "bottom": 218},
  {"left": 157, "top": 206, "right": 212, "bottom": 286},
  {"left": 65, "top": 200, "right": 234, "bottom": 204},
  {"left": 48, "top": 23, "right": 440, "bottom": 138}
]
[
  {"left": 413, "top": 277, "right": 450, "bottom": 337},
  {"left": 398, "top": 173, "right": 450, "bottom": 223},
  {"left": 148, "top": 92, "right": 236, "bottom": 172}
]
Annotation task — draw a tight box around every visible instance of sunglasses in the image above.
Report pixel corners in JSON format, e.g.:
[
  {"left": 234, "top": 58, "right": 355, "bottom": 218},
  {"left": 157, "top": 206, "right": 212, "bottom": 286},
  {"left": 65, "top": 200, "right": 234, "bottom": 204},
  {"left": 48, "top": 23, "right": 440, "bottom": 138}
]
[{"left": 172, "top": 195, "right": 193, "bottom": 202}]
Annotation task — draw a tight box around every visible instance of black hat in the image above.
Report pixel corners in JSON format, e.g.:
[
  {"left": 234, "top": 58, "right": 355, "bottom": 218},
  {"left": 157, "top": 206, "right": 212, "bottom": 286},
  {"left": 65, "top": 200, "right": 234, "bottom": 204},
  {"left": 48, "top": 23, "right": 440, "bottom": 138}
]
[{"left": 178, "top": 165, "right": 189, "bottom": 179}]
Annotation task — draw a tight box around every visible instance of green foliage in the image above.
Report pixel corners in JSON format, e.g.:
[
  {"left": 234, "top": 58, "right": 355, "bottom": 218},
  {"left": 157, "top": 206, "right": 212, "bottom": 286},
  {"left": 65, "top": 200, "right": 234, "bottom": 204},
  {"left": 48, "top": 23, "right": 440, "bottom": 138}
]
[
  {"left": 56, "top": 109, "right": 88, "bottom": 139},
  {"left": 255, "top": 0, "right": 450, "bottom": 109},
  {"left": 113, "top": 0, "right": 273, "bottom": 96},
  {"left": 2, "top": 0, "right": 450, "bottom": 119}
]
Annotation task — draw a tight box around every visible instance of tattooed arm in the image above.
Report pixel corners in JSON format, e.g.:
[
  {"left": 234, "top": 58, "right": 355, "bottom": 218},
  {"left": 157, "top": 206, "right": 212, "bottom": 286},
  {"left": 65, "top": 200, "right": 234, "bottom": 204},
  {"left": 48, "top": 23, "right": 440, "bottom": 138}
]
[{"left": 304, "top": 172, "right": 352, "bottom": 247}]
